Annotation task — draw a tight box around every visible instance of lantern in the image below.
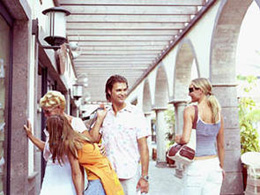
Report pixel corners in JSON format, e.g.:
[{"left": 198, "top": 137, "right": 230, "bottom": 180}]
[
  {"left": 72, "top": 84, "right": 83, "bottom": 100},
  {"left": 42, "top": 7, "right": 70, "bottom": 46}
]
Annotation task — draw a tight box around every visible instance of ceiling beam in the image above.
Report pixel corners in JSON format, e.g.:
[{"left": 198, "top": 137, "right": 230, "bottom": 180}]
[
  {"left": 67, "top": 29, "right": 179, "bottom": 36},
  {"left": 63, "top": 6, "right": 198, "bottom": 15},
  {"left": 78, "top": 50, "right": 160, "bottom": 55},
  {"left": 74, "top": 58, "right": 154, "bottom": 61},
  {"left": 60, "top": 0, "right": 206, "bottom": 6},
  {"left": 77, "top": 46, "right": 164, "bottom": 51},
  {"left": 67, "top": 22, "right": 185, "bottom": 29},
  {"left": 75, "top": 42, "right": 168, "bottom": 46},
  {"left": 67, "top": 15, "right": 191, "bottom": 23},
  {"left": 68, "top": 35, "right": 174, "bottom": 41}
]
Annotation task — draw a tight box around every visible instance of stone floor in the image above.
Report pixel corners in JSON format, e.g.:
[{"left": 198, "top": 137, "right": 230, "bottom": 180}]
[{"left": 148, "top": 160, "right": 183, "bottom": 195}]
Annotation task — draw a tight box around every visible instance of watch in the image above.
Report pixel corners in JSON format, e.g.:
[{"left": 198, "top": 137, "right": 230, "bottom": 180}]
[{"left": 141, "top": 175, "right": 149, "bottom": 182}]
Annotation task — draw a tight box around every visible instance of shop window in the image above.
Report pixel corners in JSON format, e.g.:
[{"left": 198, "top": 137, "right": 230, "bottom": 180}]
[{"left": 0, "top": 13, "right": 10, "bottom": 195}]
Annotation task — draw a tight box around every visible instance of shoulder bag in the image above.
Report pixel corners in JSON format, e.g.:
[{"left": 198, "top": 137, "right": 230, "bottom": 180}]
[{"left": 167, "top": 105, "right": 198, "bottom": 165}]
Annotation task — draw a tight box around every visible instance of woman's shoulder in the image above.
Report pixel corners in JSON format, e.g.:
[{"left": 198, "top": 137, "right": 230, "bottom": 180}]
[{"left": 184, "top": 105, "right": 196, "bottom": 113}]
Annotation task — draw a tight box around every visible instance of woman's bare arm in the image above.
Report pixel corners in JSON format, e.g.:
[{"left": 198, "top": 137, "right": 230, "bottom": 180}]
[
  {"left": 175, "top": 106, "right": 194, "bottom": 144},
  {"left": 23, "top": 119, "right": 45, "bottom": 151},
  {"left": 217, "top": 115, "right": 225, "bottom": 168},
  {"left": 68, "top": 151, "right": 84, "bottom": 195}
]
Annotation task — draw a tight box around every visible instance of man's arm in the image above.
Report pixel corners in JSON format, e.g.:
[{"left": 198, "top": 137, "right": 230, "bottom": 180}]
[
  {"left": 137, "top": 137, "right": 149, "bottom": 193},
  {"left": 88, "top": 107, "right": 107, "bottom": 142},
  {"left": 23, "top": 119, "right": 45, "bottom": 151}
]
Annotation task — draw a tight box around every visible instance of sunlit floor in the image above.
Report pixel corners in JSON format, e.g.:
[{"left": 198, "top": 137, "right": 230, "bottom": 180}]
[{"left": 148, "top": 160, "right": 183, "bottom": 195}]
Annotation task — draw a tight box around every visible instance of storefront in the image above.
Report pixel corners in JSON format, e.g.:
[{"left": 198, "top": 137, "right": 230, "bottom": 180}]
[{"left": 0, "top": 3, "right": 12, "bottom": 195}]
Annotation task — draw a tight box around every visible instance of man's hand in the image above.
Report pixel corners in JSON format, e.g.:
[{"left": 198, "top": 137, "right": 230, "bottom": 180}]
[
  {"left": 98, "top": 144, "right": 106, "bottom": 156},
  {"left": 96, "top": 104, "right": 107, "bottom": 122},
  {"left": 136, "top": 178, "right": 149, "bottom": 194}
]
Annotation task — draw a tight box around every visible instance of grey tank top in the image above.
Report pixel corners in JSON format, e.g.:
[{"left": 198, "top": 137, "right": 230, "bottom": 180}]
[{"left": 195, "top": 114, "right": 221, "bottom": 157}]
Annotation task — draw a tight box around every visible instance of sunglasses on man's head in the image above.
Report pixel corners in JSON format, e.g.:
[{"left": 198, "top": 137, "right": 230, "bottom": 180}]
[{"left": 189, "top": 87, "right": 200, "bottom": 93}]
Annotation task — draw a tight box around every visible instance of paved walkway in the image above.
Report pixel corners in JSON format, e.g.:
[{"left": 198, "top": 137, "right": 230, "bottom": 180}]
[{"left": 148, "top": 160, "right": 183, "bottom": 195}]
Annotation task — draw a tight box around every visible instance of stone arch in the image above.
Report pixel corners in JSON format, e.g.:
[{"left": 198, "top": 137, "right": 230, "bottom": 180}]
[
  {"left": 173, "top": 38, "right": 199, "bottom": 100},
  {"left": 142, "top": 79, "right": 152, "bottom": 113},
  {"left": 154, "top": 63, "right": 169, "bottom": 108},
  {"left": 210, "top": 0, "right": 253, "bottom": 82},
  {"left": 210, "top": 0, "right": 253, "bottom": 194}
]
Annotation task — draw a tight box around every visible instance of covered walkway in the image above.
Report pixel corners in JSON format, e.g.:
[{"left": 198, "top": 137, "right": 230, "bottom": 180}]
[{"left": 1, "top": 0, "right": 260, "bottom": 194}]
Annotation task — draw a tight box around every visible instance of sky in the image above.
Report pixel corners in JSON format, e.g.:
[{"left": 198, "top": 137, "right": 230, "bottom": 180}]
[{"left": 236, "top": 2, "right": 260, "bottom": 76}]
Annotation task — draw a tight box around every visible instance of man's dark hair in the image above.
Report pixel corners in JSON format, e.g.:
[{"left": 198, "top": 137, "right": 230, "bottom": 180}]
[{"left": 105, "top": 75, "right": 128, "bottom": 101}]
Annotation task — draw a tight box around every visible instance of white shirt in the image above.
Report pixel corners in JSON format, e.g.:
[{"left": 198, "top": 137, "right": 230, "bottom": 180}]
[{"left": 100, "top": 103, "right": 150, "bottom": 179}]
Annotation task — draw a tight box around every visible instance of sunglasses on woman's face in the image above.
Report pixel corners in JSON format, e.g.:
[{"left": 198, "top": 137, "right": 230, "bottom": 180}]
[{"left": 189, "top": 87, "right": 200, "bottom": 93}]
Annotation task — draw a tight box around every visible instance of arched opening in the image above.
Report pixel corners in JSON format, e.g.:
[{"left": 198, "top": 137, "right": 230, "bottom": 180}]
[
  {"left": 174, "top": 39, "right": 199, "bottom": 101},
  {"left": 210, "top": 0, "right": 253, "bottom": 194}
]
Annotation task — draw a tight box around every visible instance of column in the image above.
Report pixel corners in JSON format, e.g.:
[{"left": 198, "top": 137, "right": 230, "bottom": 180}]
[
  {"left": 144, "top": 112, "right": 153, "bottom": 159},
  {"left": 153, "top": 107, "right": 167, "bottom": 164},
  {"left": 212, "top": 83, "right": 243, "bottom": 194},
  {"left": 169, "top": 99, "right": 187, "bottom": 178},
  {"left": 171, "top": 100, "right": 187, "bottom": 135},
  {"left": 10, "top": 20, "right": 30, "bottom": 195}
]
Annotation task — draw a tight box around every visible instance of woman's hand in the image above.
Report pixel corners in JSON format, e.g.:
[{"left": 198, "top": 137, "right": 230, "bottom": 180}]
[
  {"left": 221, "top": 168, "right": 226, "bottom": 180},
  {"left": 23, "top": 119, "right": 33, "bottom": 137},
  {"left": 174, "top": 134, "right": 181, "bottom": 144}
]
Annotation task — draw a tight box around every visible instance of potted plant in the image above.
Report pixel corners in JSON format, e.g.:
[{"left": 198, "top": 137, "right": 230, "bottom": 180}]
[
  {"left": 165, "top": 131, "right": 175, "bottom": 166},
  {"left": 164, "top": 105, "right": 176, "bottom": 166},
  {"left": 237, "top": 75, "right": 260, "bottom": 190}
]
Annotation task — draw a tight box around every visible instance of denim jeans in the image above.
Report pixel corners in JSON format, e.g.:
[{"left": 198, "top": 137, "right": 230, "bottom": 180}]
[
  {"left": 183, "top": 157, "right": 223, "bottom": 195},
  {"left": 84, "top": 179, "right": 106, "bottom": 195}
]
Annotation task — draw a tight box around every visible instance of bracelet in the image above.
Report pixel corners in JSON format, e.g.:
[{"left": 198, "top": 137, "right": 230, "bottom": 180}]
[{"left": 140, "top": 175, "right": 149, "bottom": 182}]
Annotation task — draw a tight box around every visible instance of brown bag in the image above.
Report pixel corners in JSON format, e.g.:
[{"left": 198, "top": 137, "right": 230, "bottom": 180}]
[{"left": 167, "top": 105, "right": 198, "bottom": 165}]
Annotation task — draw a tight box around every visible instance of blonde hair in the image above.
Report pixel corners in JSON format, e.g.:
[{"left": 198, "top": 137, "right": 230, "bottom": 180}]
[
  {"left": 40, "top": 90, "right": 66, "bottom": 110},
  {"left": 191, "top": 78, "right": 221, "bottom": 123},
  {"left": 46, "top": 115, "right": 93, "bottom": 164}
]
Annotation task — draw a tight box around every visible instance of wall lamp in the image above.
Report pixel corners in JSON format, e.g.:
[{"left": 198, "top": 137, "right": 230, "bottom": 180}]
[
  {"left": 72, "top": 84, "right": 83, "bottom": 100},
  {"left": 32, "top": 7, "right": 70, "bottom": 50}
]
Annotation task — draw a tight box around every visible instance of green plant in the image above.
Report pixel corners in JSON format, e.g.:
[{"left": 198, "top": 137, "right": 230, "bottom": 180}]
[
  {"left": 238, "top": 75, "right": 260, "bottom": 154},
  {"left": 164, "top": 105, "right": 175, "bottom": 146}
]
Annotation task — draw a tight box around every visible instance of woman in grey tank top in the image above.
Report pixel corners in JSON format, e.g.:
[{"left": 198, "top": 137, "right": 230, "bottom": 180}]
[{"left": 175, "top": 78, "right": 225, "bottom": 195}]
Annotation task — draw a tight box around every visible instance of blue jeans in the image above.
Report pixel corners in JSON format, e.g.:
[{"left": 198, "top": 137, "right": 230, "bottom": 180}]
[{"left": 84, "top": 179, "right": 106, "bottom": 195}]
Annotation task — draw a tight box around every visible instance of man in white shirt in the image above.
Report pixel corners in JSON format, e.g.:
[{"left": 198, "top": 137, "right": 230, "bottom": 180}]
[{"left": 90, "top": 75, "right": 150, "bottom": 195}]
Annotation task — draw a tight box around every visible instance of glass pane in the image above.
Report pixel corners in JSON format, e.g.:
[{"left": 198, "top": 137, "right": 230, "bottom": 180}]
[{"left": 0, "top": 13, "right": 10, "bottom": 195}]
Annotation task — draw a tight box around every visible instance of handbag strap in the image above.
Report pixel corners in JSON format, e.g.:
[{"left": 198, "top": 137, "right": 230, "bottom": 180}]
[{"left": 192, "top": 105, "right": 198, "bottom": 129}]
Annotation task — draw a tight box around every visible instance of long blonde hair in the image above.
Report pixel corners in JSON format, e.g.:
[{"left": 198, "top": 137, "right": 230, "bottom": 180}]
[
  {"left": 191, "top": 78, "right": 221, "bottom": 123},
  {"left": 46, "top": 115, "right": 92, "bottom": 164}
]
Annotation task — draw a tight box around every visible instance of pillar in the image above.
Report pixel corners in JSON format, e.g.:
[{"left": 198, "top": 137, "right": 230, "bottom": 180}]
[
  {"left": 170, "top": 100, "right": 187, "bottom": 136},
  {"left": 153, "top": 108, "right": 167, "bottom": 164},
  {"left": 144, "top": 112, "right": 153, "bottom": 159},
  {"left": 212, "top": 83, "right": 243, "bottom": 194},
  {"left": 10, "top": 20, "right": 30, "bottom": 195},
  {"left": 169, "top": 99, "right": 188, "bottom": 178}
]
